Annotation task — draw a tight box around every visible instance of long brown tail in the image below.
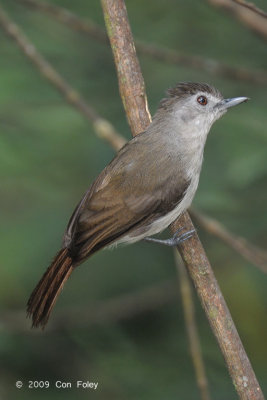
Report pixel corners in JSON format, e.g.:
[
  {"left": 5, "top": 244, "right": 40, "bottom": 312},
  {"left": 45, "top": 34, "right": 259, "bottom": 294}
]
[{"left": 27, "top": 248, "right": 74, "bottom": 329}]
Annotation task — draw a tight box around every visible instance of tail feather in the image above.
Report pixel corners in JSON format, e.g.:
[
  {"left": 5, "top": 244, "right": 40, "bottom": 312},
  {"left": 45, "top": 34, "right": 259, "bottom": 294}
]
[{"left": 27, "top": 248, "right": 73, "bottom": 328}]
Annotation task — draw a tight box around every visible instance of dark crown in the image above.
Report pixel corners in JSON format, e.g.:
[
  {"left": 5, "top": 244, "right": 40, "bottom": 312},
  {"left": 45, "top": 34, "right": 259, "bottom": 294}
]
[{"left": 167, "top": 82, "right": 223, "bottom": 99}]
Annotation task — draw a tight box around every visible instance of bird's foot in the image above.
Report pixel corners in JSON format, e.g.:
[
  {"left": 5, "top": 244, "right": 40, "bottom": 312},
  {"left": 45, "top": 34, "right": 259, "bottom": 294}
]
[{"left": 144, "top": 227, "right": 195, "bottom": 247}]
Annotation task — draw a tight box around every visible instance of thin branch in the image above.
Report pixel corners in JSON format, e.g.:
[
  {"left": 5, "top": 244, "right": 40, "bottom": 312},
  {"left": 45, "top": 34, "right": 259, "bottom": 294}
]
[
  {"left": 101, "top": 2, "right": 151, "bottom": 134},
  {"left": 206, "top": 0, "right": 267, "bottom": 41},
  {"left": 15, "top": 0, "right": 109, "bottom": 44},
  {"left": 190, "top": 208, "right": 267, "bottom": 274},
  {"left": 135, "top": 43, "right": 267, "bottom": 86},
  {"left": 13, "top": 0, "right": 267, "bottom": 85},
  {"left": 1, "top": 280, "right": 178, "bottom": 333},
  {"left": 100, "top": 0, "right": 264, "bottom": 398},
  {"left": 231, "top": 0, "right": 267, "bottom": 18},
  {"left": 172, "top": 213, "right": 264, "bottom": 399},
  {"left": 174, "top": 250, "right": 211, "bottom": 400},
  {"left": 0, "top": 5, "right": 126, "bottom": 152}
]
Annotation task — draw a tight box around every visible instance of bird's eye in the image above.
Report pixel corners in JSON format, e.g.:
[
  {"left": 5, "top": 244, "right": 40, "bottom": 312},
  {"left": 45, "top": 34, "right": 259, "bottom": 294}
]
[{"left": 197, "top": 96, "right": 208, "bottom": 106}]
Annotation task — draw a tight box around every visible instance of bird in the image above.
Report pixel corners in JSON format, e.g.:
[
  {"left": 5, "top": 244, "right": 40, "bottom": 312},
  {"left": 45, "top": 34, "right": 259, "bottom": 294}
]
[{"left": 27, "top": 82, "right": 248, "bottom": 328}]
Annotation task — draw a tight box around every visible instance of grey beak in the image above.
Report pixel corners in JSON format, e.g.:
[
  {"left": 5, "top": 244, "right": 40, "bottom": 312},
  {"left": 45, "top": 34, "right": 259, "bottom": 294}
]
[{"left": 217, "top": 96, "right": 249, "bottom": 110}]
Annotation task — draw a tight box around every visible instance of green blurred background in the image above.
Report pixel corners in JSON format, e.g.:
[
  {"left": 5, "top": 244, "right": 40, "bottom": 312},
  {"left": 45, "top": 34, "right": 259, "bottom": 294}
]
[{"left": 0, "top": 0, "right": 266, "bottom": 399}]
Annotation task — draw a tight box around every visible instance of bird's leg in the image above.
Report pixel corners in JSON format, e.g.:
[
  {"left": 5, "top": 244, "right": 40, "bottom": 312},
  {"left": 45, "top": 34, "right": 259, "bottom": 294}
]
[{"left": 144, "top": 227, "right": 195, "bottom": 247}]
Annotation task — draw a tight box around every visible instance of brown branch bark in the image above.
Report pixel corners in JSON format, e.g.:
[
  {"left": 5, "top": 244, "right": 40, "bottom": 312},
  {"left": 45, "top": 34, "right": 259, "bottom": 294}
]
[
  {"left": 231, "top": 0, "right": 267, "bottom": 18},
  {"left": 0, "top": 5, "right": 126, "bottom": 151},
  {"left": 174, "top": 250, "right": 211, "bottom": 400},
  {"left": 207, "top": 0, "right": 267, "bottom": 41},
  {"left": 15, "top": 0, "right": 109, "bottom": 44},
  {"left": 135, "top": 42, "right": 267, "bottom": 86},
  {"left": 190, "top": 208, "right": 267, "bottom": 274},
  {"left": 102, "top": 2, "right": 151, "bottom": 134},
  {"left": 172, "top": 213, "right": 264, "bottom": 399},
  {"left": 100, "top": 0, "right": 264, "bottom": 398},
  {"left": 13, "top": 0, "right": 267, "bottom": 85}
]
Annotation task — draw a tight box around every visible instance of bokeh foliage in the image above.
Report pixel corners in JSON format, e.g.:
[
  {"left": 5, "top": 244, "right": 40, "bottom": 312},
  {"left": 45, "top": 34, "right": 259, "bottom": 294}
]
[{"left": 0, "top": 0, "right": 266, "bottom": 399}]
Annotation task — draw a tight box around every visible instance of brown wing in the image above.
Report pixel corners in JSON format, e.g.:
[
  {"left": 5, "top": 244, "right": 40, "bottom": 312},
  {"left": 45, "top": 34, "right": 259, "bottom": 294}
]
[{"left": 63, "top": 133, "right": 189, "bottom": 264}]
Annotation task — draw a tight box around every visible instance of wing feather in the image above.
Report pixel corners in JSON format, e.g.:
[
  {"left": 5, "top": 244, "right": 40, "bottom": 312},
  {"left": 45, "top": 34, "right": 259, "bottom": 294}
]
[{"left": 63, "top": 133, "right": 190, "bottom": 264}]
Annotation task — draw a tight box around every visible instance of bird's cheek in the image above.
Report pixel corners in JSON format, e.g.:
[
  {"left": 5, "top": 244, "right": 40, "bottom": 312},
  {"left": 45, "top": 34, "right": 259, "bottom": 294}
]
[
  {"left": 193, "top": 117, "right": 202, "bottom": 127},
  {"left": 214, "top": 109, "right": 227, "bottom": 121}
]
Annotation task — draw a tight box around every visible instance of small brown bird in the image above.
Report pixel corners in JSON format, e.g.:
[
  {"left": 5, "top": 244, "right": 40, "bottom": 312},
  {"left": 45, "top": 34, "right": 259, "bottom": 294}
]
[{"left": 27, "top": 82, "right": 248, "bottom": 328}]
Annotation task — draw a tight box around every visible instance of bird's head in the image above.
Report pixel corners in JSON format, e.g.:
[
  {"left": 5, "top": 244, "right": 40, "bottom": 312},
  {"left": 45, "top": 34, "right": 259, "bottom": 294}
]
[{"left": 157, "top": 82, "right": 248, "bottom": 136}]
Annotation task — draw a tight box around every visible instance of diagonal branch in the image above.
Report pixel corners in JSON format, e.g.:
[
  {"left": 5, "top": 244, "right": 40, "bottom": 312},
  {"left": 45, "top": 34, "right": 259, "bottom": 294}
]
[
  {"left": 15, "top": 0, "right": 109, "bottom": 44},
  {"left": 100, "top": 0, "right": 264, "bottom": 398},
  {"left": 0, "top": 5, "right": 126, "bottom": 151},
  {"left": 13, "top": 0, "right": 267, "bottom": 85},
  {"left": 175, "top": 250, "right": 211, "bottom": 400},
  {"left": 190, "top": 208, "right": 267, "bottom": 274},
  {"left": 231, "top": 0, "right": 267, "bottom": 18},
  {"left": 206, "top": 0, "right": 267, "bottom": 41},
  {"left": 172, "top": 213, "right": 264, "bottom": 399},
  {"left": 135, "top": 42, "right": 267, "bottom": 86}
]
